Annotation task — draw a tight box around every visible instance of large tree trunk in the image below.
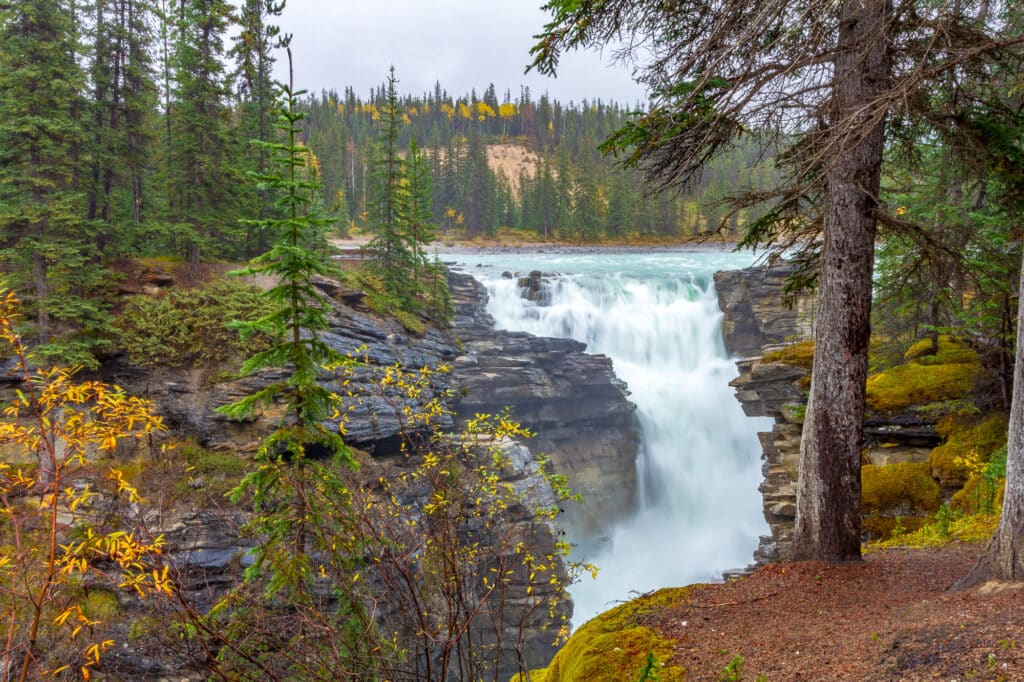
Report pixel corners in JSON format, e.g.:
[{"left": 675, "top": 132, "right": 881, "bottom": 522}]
[
  {"left": 955, "top": 253, "right": 1024, "bottom": 587},
  {"left": 789, "top": 0, "right": 891, "bottom": 562}
]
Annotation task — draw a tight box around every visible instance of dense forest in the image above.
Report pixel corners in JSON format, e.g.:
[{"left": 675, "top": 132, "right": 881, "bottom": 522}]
[
  {"left": 298, "top": 84, "right": 776, "bottom": 240},
  {"left": 3, "top": 0, "right": 1024, "bottom": 678}
]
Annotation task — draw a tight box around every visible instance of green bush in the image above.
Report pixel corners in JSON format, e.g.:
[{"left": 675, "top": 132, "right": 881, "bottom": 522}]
[{"left": 117, "top": 279, "right": 274, "bottom": 368}]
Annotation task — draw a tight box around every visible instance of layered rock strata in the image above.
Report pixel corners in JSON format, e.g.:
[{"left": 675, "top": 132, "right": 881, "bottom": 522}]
[
  {"left": 448, "top": 271, "right": 641, "bottom": 539},
  {"left": 717, "top": 265, "right": 944, "bottom": 565},
  {"left": 86, "top": 270, "right": 637, "bottom": 677},
  {"left": 714, "top": 262, "right": 816, "bottom": 359}
]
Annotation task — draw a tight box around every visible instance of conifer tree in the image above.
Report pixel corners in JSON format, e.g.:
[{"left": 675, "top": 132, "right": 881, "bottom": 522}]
[
  {"left": 86, "top": 0, "right": 159, "bottom": 249},
  {"left": 219, "top": 49, "right": 348, "bottom": 554},
  {"left": 463, "top": 131, "right": 496, "bottom": 237},
  {"left": 532, "top": 0, "right": 1024, "bottom": 561},
  {"left": 0, "top": 0, "right": 113, "bottom": 366},
  {"left": 398, "top": 139, "right": 437, "bottom": 275},
  {"left": 165, "top": 0, "right": 242, "bottom": 267},
  {"left": 232, "top": 0, "right": 287, "bottom": 253},
  {"left": 366, "top": 67, "right": 418, "bottom": 307}
]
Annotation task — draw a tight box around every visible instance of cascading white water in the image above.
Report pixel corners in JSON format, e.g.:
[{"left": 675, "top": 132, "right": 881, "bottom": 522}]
[{"left": 455, "top": 250, "right": 772, "bottom": 626}]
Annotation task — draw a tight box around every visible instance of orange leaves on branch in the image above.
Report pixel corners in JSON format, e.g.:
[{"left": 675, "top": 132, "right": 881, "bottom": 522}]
[{"left": 0, "top": 289, "right": 170, "bottom": 679}]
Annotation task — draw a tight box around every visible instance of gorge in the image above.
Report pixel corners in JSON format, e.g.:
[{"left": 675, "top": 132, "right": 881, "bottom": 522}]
[
  {"left": 449, "top": 249, "right": 774, "bottom": 624},
  {"left": 5, "top": 249, "right": 799, "bottom": 679}
]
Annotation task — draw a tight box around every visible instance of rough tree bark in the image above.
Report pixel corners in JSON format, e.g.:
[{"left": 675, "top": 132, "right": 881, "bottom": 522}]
[
  {"left": 955, "top": 252, "right": 1024, "bottom": 587},
  {"left": 789, "top": 0, "right": 891, "bottom": 561}
]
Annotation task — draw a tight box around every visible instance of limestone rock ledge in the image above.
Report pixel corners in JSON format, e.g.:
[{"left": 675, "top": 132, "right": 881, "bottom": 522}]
[
  {"left": 716, "top": 264, "right": 944, "bottom": 565},
  {"left": 448, "top": 271, "right": 641, "bottom": 539}
]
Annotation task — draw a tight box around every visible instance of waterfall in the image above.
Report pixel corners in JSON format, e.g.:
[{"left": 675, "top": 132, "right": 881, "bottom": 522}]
[{"left": 462, "top": 251, "right": 772, "bottom": 626}]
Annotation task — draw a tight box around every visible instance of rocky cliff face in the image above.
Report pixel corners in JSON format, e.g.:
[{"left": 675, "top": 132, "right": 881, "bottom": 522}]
[
  {"left": 448, "top": 272, "right": 641, "bottom": 539},
  {"left": 717, "top": 264, "right": 945, "bottom": 565},
  {"left": 714, "top": 263, "right": 816, "bottom": 563},
  {"left": 89, "top": 270, "right": 637, "bottom": 678},
  {"left": 714, "top": 263, "right": 816, "bottom": 358}
]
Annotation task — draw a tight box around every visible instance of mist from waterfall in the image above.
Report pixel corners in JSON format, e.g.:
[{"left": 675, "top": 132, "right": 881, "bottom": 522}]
[{"left": 454, "top": 250, "right": 772, "bottom": 626}]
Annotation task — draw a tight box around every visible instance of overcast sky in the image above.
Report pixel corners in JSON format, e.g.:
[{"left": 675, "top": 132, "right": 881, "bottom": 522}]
[{"left": 272, "top": 0, "right": 648, "bottom": 106}]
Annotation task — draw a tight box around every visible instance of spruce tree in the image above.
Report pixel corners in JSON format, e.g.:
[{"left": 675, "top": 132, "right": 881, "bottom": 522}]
[
  {"left": 0, "top": 0, "right": 113, "bottom": 367},
  {"left": 398, "top": 139, "right": 437, "bottom": 275},
  {"left": 366, "top": 67, "right": 418, "bottom": 307},
  {"left": 463, "top": 131, "right": 496, "bottom": 237},
  {"left": 232, "top": 0, "right": 286, "bottom": 254},
  {"left": 219, "top": 50, "right": 349, "bottom": 552},
  {"left": 86, "top": 0, "right": 159, "bottom": 250},
  {"left": 165, "top": 0, "right": 242, "bottom": 267}
]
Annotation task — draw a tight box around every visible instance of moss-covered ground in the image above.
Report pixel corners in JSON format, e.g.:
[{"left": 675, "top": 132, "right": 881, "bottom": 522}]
[{"left": 517, "top": 587, "right": 693, "bottom": 682}]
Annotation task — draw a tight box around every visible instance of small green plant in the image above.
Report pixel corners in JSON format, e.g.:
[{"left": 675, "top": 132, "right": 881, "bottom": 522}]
[
  {"left": 891, "top": 516, "right": 906, "bottom": 538},
  {"left": 987, "top": 652, "right": 998, "bottom": 670},
  {"left": 978, "top": 445, "right": 1008, "bottom": 514},
  {"left": 721, "top": 654, "right": 745, "bottom": 682},
  {"left": 637, "top": 650, "right": 662, "bottom": 681},
  {"left": 935, "top": 502, "right": 953, "bottom": 538},
  {"left": 997, "top": 638, "right": 1017, "bottom": 649},
  {"left": 117, "top": 279, "right": 274, "bottom": 369}
]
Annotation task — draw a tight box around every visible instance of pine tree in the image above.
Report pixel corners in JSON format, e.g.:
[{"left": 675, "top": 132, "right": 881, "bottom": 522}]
[
  {"left": 165, "top": 0, "right": 242, "bottom": 267},
  {"left": 366, "top": 67, "right": 418, "bottom": 307},
  {"left": 572, "top": 146, "right": 603, "bottom": 242},
  {"left": 398, "top": 139, "right": 437, "bottom": 275},
  {"left": 219, "top": 50, "right": 349, "bottom": 548},
  {"left": 463, "top": 131, "right": 496, "bottom": 237},
  {"left": 86, "top": 0, "right": 159, "bottom": 251},
  {"left": 232, "top": 0, "right": 286, "bottom": 254},
  {"left": 0, "top": 0, "right": 114, "bottom": 367}
]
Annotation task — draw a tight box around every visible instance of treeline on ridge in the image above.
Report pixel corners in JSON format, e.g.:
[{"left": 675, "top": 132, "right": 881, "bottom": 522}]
[{"left": 299, "top": 83, "right": 778, "bottom": 241}]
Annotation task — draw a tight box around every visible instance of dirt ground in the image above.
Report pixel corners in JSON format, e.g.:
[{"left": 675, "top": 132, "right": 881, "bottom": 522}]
[{"left": 646, "top": 545, "right": 1024, "bottom": 681}]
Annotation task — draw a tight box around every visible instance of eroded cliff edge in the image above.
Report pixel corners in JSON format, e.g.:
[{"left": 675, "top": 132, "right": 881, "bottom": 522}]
[
  {"left": 449, "top": 271, "right": 641, "bottom": 540},
  {"left": 85, "top": 269, "right": 637, "bottom": 678},
  {"left": 714, "top": 263, "right": 815, "bottom": 564},
  {"left": 715, "top": 264, "right": 948, "bottom": 565}
]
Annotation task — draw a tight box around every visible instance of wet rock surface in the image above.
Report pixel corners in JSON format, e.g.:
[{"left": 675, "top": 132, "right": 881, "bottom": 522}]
[{"left": 448, "top": 271, "right": 641, "bottom": 538}]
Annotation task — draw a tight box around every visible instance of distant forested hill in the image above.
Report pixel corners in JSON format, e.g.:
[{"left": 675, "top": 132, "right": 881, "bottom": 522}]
[{"left": 299, "top": 84, "right": 779, "bottom": 240}]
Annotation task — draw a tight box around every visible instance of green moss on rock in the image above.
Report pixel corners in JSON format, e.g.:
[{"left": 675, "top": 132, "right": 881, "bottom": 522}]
[
  {"left": 861, "top": 462, "right": 941, "bottom": 517},
  {"left": 520, "top": 588, "right": 691, "bottom": 682},
  {"left": 903, "top": 336, "right": 939, "bottom": 361},
  {"left": 865, "top": 337, "right": 978, "bottom": 414},
  {"left": 762, "top": 341, "right": 815, "bottom": 369},
  {"left": 82, "top": 588, "right": 120, "bottom": 620},
  {"left": 929, "top": 413, "right": 1008, "bottom": 488}
]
